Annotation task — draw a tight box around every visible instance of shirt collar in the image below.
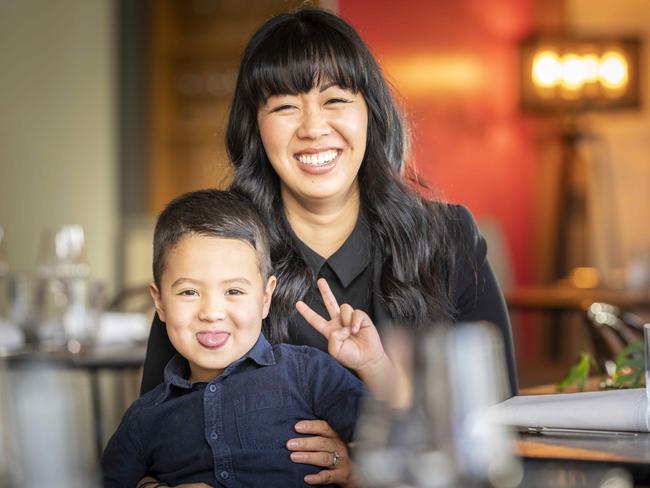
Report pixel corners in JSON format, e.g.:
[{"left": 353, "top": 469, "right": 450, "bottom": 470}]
[
  {"left": 245, "top": 332, "right": 276, "bottom": 367},
  {"left": 327, "top": 215, "right": 372, "bottom": 286},
  {"left": 293, "top": 214, "right": 373, "bottom": 287},
  {"left": 162, "top": 333, "right": 277, "bottom": 392},
  {"left": 295, "top": 238, "right": 326, "bottom": 277}
]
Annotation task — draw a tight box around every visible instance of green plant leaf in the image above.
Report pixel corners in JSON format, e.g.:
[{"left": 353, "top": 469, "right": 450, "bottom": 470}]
[
  {"left": 615, "top": 341, "right": 643, "bottom": 363},
  {"left": 557, "top": 339, "right": 646, "bottom": 392},
  {"left": 615, "top": 369, "right": 643, "bottom": 388},
  {"left": 557, "top": 353, "right": 596, "bottom": 392},
  {"left": 613, "top": 339, "right": 645, "bottom": 389}
]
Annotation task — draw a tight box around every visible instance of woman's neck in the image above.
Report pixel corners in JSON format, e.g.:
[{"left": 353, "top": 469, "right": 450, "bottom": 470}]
[{"left": 282, "top": 187, "right": 360, "bottom": 259}]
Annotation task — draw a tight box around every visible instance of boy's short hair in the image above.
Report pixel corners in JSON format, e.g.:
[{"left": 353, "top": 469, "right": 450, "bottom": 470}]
[{"left": 152, "top": 189, "right": 271, "bottom": 287}]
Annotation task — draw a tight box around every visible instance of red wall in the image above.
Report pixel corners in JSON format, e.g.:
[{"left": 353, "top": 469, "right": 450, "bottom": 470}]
[{"left": 339, "top": 0, "right": 536, "bottom": 287}]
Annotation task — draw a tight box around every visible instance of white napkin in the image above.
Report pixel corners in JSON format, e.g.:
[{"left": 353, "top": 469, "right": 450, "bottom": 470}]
[
  {"left": 96, "top": 312, "right": 149, "bottom": 345},
  {"left": 491, "top": 388, "right": 650, "bottom": 433},
  {"left": 0, "top": 318, "right": 25, "bottom": 350}
]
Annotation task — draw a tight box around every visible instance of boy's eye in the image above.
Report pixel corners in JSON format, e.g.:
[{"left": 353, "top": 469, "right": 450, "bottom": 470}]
[
  {"left": 225, "top": 289, "right": 244, "bottom": 296},
  {"left": 178, "top": 289, "right": 198, "bottom": 297}
]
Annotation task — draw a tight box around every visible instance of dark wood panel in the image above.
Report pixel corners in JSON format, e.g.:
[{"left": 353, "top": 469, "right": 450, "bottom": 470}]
[{"left": 146, "top": 0, "right": 315, "bottom": 213}]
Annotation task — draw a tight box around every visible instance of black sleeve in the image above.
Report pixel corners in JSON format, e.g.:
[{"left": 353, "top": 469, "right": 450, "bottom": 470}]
[
  {"left": 140, "top": 313, "right": 177, "bottom": 395},
  {"left": 451, "top": 205, "right": 518, "bottom": 395},
  {"left": 300, "top": 348, "right": 367, "bottom": 443},
  {"left": 101, "top": 406, "right": 148, "bottom": 487}
]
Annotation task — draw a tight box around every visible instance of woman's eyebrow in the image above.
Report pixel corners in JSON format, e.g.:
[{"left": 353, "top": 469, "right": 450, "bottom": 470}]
[{"left": 319, "top": 82, "right": 338, "bottom": 92}]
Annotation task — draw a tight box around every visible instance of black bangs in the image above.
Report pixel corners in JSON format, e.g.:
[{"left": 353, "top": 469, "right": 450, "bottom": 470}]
[{"left": 242, "top": 12, "right": 369, "bottom": 106}]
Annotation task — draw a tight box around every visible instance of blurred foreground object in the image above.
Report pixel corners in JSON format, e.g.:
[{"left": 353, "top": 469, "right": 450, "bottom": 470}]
[
  {"left": 0, "top": 227, "right": 25, "bottom": 351},
  {"left": 353, "top": 322, "right": 521, "bottom": 488},
  {"left": 0, "top": 358, "right": 100, "bottom": 487}
]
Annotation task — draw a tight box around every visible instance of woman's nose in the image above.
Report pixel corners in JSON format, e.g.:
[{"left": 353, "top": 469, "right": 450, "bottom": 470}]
[{"left": 296, "top": 108, "right": 330, "bottom": 139}]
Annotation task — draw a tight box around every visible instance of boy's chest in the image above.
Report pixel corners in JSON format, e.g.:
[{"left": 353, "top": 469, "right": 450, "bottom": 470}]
[{"left": 145, "top": 375, "right": 322, "bottom": 485}]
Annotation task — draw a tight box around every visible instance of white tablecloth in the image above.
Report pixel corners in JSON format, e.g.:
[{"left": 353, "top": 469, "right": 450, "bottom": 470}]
[{"left": 492, "top": 388, "right": 650, "bottom": 432}]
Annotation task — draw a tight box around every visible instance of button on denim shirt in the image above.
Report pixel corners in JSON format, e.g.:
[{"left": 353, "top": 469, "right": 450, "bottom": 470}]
[{"left": 102, "top": 334, "right": 366, "bottom": 487}]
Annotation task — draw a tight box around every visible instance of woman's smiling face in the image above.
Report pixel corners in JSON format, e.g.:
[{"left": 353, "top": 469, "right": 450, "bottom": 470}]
[{"left": 257, "top": 84, "right": 368, "bottom": 209}]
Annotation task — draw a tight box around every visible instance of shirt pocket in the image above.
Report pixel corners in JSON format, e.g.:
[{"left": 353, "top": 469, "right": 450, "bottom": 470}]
[{"left": 234, "top": 389, "right": 297, "bottom": 450}]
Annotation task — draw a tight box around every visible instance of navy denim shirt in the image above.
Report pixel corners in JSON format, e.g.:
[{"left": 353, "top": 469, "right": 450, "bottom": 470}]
[{"left": 102, "top": 334, "right": 366, "bottom": 487}]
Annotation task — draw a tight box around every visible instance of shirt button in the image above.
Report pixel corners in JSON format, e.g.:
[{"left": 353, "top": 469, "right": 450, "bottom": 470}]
[
  {"left": 220, "top": 471, "right": 229, "bottom": 480},
  {"left": 209, "top": 384, "right": 217, "bottom": 393},
  {"left": 210, "top": 432, "right": 218, "bottom": 440}
]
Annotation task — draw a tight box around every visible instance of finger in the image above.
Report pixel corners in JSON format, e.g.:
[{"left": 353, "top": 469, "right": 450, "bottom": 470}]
[
  {"left": 330, "top": 327, "right": 351, "bottom": 340},
  {"left": 304, "top": 465, "right": 350, "bottom": 486},
  {"left": 296, "top": 301, "right": 332, "bottom": 338},
  {"left": 339, "top": 303, "right": 353, "bottom": 327},
  {"left": 295, "top": 419, "right": 339, "bottom": 438},
  {"left": 286, "top": 435, "right": 339, "bottom": 453},
  {"left": 350, "top": 309, "right": 371, "bottom": 334},
  {"left": 305, "top": 469, "right": 346, "bottom": 486},
  {"left": 316, "top": 278, "right": 340, "bottom": 319},
  {"left": 289, "top": 450, "right": 335, "bottom": 468},
  {"left": 331, "top": 327, "right": 351, "bottom": 347}
]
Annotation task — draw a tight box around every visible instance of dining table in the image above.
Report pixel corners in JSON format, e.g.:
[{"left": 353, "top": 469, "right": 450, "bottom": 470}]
[
  {"left": 0, "top": 342, "right": 146, "bottom": 458},
  {"left": 517, "top": 430, "right": 650, "bottom": 486},
  {"left": 514, "top": 380, "right": 650, "bottom": 487}
]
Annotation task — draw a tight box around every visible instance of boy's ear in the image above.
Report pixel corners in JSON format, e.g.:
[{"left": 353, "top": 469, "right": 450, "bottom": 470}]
[
  {"left": 261, "top": 275, "right": 277, "bottom": 319},
  {"left": 149, "top": 282, "right": 166, "bottom": 322}
]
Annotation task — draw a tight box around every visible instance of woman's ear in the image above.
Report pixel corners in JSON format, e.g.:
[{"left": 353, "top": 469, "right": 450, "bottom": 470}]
[
  {"left": 261, "top": 275, "right": 277, "bottom": 319},
  {"left": 149, "top": 282, "right": 166, "bottom": 322}
]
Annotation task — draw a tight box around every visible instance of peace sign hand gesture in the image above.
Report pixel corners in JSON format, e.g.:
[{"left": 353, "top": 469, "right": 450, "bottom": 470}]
[{"left": 295, "top": 278, "right": 388, "bottom": 374}]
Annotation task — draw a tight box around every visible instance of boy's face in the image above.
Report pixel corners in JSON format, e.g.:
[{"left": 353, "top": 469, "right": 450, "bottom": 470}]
[{"left": 150, "top": 234, "right": 276, "bottom": 383}]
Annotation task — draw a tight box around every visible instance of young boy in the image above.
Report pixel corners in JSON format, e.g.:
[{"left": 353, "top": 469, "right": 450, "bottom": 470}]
[{"left": 102, "top": 189, "right": 409, "bottom": 487}]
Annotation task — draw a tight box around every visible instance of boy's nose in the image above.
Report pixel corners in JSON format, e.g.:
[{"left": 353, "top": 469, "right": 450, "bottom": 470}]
[{"left": 198, "top": 300, "right": 226, "bottom": 322}]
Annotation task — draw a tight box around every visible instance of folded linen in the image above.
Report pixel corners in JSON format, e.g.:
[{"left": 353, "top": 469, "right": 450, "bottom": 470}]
[
  {"left": 96, "top": 312, "right": 149, "bottom": 345},
  {"left": 491, "top": 388, "right": 649, "bottom": 433},
  {"left": 0, "top": 318, "right": 25, "bottom": 350}
]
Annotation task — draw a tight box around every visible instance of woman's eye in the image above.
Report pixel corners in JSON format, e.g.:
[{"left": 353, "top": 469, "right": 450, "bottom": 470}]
[
  {"left": 271, "top": 104, "right": 296, "bottom": 113},
  {"left": 326, "top": 97, "right": 351, "bottom": 105}
]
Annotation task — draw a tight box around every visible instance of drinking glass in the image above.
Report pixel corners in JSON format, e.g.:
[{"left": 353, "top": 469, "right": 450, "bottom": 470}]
[
  {"left": 353, "top": 325, "right": 458, "bottom": 488},
  {"left": 0, "top": 226, "right": 9, "bottom": 319},
  {"left": 0, "top": 357, "right": 20, "bottom": 486},
  {"left": 8, "top": 274, "right": 35, "bottom": 343},
  {"left": 446, "top": 322, "right": 522, "bottom": 488},
  {"left": 353, "top": 322, "right": 521, "bottom": 488},
  {"left": 643, "top": 323, "right": 650, "bottom": 432},
  {"left": 37, "top": 225, "right": 89, "bottom": 280},
  {"left": 35, "top": 226, "right": 95, "bottom": 349}
]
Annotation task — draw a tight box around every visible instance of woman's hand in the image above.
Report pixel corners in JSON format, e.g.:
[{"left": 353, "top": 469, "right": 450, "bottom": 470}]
[
  {"left": 137, "top": 477, "right": 212, "bottom": 488},
  {"left": 297, "top": 278, "right": 413, "bottom": 409},
  {"left": 287, "top": 420, "right": 357, "bottom": 487},
  {"left": 296, "top": 278, "right": 386, "bottom": 372}
]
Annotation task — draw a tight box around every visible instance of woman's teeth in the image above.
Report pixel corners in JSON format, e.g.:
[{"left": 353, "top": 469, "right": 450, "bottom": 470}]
[{"left": 296, "top": 149, "right": 338, "bottom": 166}]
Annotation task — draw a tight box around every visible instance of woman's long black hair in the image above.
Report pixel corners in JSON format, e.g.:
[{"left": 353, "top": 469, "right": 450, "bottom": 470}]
[{"left": 226, "top": 8, "right": 461, "bottom": 343}]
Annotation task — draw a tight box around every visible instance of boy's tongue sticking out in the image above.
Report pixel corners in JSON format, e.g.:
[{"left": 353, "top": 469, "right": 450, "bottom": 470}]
[{"left": 196, "top": 331, "right": 230, "bottom": 349}]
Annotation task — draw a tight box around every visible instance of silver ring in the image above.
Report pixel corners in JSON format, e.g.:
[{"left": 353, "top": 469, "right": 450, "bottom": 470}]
[{"left": 330, "top": 450, "right": 341, "bottom": 468}]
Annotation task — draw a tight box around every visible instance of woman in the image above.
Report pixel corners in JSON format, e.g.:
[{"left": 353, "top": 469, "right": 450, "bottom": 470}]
[{"left": 140, "top": 7, "right": 516, "bottom": 487}]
